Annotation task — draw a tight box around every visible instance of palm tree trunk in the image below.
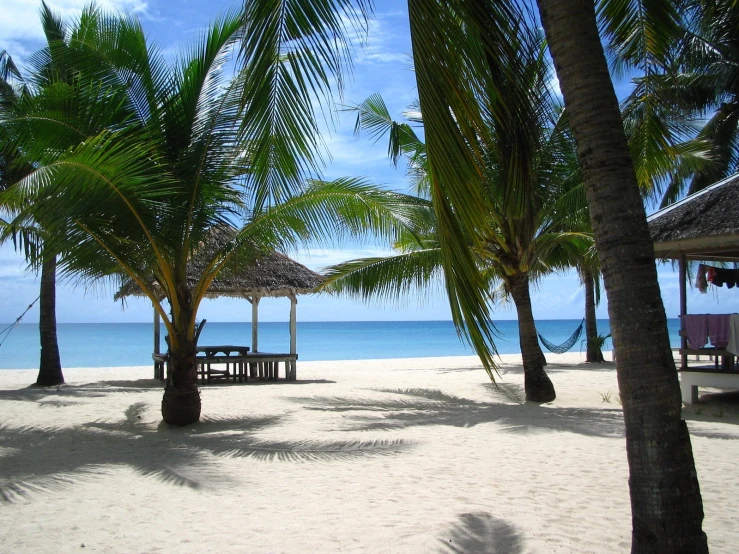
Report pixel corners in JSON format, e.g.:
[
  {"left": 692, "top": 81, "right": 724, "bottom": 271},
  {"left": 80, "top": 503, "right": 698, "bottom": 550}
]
[
  {"left": 508, "top": 273, "right": 555, "bottom": 402},
  {"left": 537, "top": 1, "right": 707, "bottom": 551},
  {"left": 583, "top": 268, "right": 604, "bottom": 363},
  {"left": 161, "top": 288, "right": 201, "bottom": 426},
  {"left": 36, "top": 252, "right": 64, "bottom": 387}
]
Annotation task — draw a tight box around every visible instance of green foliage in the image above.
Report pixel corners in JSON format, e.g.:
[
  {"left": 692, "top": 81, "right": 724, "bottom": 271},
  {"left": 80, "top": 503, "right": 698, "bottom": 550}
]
[
  {"left": 0, "top": 2, "right": 421, "bottom": 356},
  {"left": 323, "top": 10, "right": 593, "bottom": 377},
  {"left": 599, "top": 0, "right": 739, "bottom": 204}
]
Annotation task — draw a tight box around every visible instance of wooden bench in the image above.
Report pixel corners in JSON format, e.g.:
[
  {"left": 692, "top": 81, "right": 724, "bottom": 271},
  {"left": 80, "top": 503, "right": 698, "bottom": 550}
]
[
  {"left": 196, "top": 352, "right": 298, "bottom": 383},
  {"left": 153, "top": 351, "right": 298, "bottom": 383},
  {"left": 679, "top": 348, "right": 736, "bottom": 371},
  {"left": 245, "top": 353, "right": 298, "bottom": 382},
  {"left": 679, "top": 368, "right": 739, "bottom": 404}
]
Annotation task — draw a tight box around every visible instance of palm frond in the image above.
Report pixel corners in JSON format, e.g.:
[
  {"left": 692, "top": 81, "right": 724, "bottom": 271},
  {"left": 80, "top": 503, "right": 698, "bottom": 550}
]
[
  {"left": 350, "top": 93, "right": 424, "bottom": 166},
  {"left": 597, "top": 0, "right": 685, "bottom": 77},
  {"left": 320, "top": 249, "right": 444, "bottom": 303},
  {"left": 238, "top": 0, "right": 373, "bottom": 209}
]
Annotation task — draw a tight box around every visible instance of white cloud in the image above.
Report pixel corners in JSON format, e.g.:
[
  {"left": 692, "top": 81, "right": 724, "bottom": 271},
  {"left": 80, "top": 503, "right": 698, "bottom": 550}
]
[{"left": 0, "top": 0, "right": 149, "bottom": 57}]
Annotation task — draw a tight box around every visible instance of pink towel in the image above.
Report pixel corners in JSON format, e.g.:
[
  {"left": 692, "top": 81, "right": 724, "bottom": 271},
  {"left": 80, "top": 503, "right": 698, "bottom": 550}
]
[
  {"left": 683, "top": 315, "right": 708, "bottom": 349},
  {"left": 707, "top": 314, "right": 731, "bottom": 348}
]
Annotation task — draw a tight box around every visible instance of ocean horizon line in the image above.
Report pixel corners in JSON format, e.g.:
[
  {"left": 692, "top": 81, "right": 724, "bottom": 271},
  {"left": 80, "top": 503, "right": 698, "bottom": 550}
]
[
  {"left": 0, "top": 319, "right": 680, "bottom": 369},
  {"left": 4, "top": 317, "right": 600, "bottom": 325}
]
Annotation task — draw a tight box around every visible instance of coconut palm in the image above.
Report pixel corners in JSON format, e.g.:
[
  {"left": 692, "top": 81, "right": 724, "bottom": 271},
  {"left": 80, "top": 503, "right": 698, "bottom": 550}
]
[
  {"left": 324, "top": 22, "right": 591, "bottom": 403},
  {"left": 600, "top": 0, "right": 739, "bottom": 206},
  {"left": 1, "top": 3, "right": 423, "bottom": 425},
  {"left": 400, "top": 0, "right": 707, "bottom": 549},
  {"left": 539, "top": 0, "right": 710, "bottom": 550},
  {"left": 0, "top": 16, "right": 70, "bottom": 387},
  {"left": 577, "top": 249, "right": 606, "bottom": 363}
]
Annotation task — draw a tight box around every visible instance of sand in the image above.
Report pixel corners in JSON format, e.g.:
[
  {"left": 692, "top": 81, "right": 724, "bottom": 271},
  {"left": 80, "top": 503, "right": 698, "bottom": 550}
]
[{"left": 1, "top": 352, "right": 738, "bottom": 553}]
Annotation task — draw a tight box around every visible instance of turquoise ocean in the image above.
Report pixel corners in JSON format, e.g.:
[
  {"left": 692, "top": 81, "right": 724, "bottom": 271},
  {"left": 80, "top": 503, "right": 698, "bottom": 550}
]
[{"left": 0, "top": 319, "right": 682, "bottom": 370}]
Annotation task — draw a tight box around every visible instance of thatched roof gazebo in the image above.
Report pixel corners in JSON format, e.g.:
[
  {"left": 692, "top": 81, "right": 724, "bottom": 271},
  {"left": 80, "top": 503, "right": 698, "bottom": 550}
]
[
  {"left": 115, "top": 243, "right": 323, "bottom": 368},
  {"left": 648, "top": 173, "right": 739, "bottom": 400}
]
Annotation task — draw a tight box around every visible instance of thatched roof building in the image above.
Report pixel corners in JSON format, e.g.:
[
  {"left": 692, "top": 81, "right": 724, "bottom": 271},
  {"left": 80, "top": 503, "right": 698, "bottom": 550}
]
[
  {"left": 114, "top": 251, "right": 323, "bottom": 301},
  {"left": 648, "top": 173, "right": 739, "bottom": 261},
  {"left": 113, "top": 226, "right": 324, "bottom": 365},
  {"left": 648, "top": 173, "right": 739, "bottom": 374}
]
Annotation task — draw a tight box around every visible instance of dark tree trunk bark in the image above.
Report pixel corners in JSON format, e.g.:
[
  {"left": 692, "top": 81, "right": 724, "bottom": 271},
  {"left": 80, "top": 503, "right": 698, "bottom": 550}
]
[
  {"left": 583, "top": 268, "right": 604, "bottom": 363},
  {"left": 508, "top": 273, "right": 555, "bottom": 402},
  {"left": 537, "top": 1, "right": 707, "bottom": 551},
  {"left": 161, "top": 286, "right": 201, "bottom": 426},
  {"left": 36, "top": 252, "right": 64, "bottom": 387}
]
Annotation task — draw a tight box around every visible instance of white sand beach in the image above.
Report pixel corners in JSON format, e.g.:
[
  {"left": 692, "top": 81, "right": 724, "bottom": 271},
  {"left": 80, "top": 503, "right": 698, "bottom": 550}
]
[{"left": 1, "top": 353, "right": 738, "bottom": 553}]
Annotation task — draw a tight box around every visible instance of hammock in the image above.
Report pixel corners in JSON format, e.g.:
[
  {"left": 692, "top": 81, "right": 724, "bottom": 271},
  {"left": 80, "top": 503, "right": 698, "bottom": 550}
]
[{"left": 538, "top": 319, "right": 585, "bottom": 354}]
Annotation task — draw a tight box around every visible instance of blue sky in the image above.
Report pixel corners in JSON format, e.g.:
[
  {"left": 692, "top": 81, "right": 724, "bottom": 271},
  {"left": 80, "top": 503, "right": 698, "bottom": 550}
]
[{"left": 1, "top": 0, "right": 737, "bottom": 324}]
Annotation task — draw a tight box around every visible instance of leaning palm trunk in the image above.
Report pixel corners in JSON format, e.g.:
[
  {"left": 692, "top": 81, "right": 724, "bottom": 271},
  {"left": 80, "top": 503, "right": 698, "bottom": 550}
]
[
  {"left": 537, "top": 0, "right": 707, "bottom": 550},
  {"left": 508, "top": 273, "right": 555, "bottom": 402},
  {"left": 582, "top": 268, "right": 604, "bottom": 363},
  {"left": 36, "top": 251, "right": 63, "bottom": 386}
]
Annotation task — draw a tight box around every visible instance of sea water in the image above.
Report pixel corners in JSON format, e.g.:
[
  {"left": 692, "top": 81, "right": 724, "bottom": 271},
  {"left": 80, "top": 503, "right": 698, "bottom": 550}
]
[{"left": 0, "top": 319, "right": 682, "bottom": 370}]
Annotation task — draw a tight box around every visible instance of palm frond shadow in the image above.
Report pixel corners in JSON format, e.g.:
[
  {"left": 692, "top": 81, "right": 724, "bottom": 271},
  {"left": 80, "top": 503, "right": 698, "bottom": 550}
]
[
  {"left": 0, "top": 380, "right": 162, "bottom": 404},
  {"left": 687, "top": 429, "right": 739, "bottom": 440},
  {"left": 292, "top": 386, "right": 624, "bottom": 437},
  {"left": 90, "top": 379, "right": 165, "bottom": 389},
  {"left": 497, "top": 361, "right": 616, "bottom": 375},
  {"left": 199, "top": 379, "right": 337, "bottom": 388},
  {"left": 540, "top": 361, "right": 616, "bottom": 373},
  {"left": 0, "top": 403, "right": 411, "bottom": 504},
  {"left": 437, "top": 512, "right": 524, "bottom": 554}
]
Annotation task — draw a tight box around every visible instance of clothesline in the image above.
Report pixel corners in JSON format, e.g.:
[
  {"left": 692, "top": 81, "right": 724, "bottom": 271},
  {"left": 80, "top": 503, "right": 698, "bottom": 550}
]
[{"left": 696, "top": 264, "right": 739, "bottom": 292}]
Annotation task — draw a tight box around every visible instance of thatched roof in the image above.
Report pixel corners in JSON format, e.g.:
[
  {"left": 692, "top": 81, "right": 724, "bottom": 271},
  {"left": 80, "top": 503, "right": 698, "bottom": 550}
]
[
  {"left": 114, "top": 228, "right": 324, "bottom": 301},
  {"left": 648, "top": 173, "right": 739, "bottom": 261}
]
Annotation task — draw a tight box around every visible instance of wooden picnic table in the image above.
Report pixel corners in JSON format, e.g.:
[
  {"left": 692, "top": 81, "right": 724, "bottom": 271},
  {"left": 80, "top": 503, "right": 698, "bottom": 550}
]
[{"left": 196, "top": 345, "right": 251, "bottom": 358}]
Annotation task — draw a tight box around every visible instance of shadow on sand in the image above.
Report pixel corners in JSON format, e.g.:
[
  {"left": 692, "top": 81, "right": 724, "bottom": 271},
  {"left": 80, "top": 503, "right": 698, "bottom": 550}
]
[
  {"left": 0, "top": 377, "right": 336, "bottom": 405},
  {"left": 437, "top": 512, "right": 524, "bottom": 554},
  {"left": 0, "top": 401, "right": 410, "bottom": 504},
  {"left": 290, "top": 385, "right": 625, "bottom": 438}
]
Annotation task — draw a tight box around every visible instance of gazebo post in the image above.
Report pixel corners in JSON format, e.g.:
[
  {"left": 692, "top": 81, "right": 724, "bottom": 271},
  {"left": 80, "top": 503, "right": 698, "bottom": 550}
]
[
  {"left": 679, "top": 254, "right": 688, "bottom": 370},
  {"left": 153, "top": 304, "right": 161, "bottom": 354},
  {"left": 152, "top": 303, "right": 165, "bottom": 379},
  {"left": 251, "top": 296, "right": 260, "bottom": 352},
  {"left": 289, "top": 294, "right": 297, "bottom": 380}
]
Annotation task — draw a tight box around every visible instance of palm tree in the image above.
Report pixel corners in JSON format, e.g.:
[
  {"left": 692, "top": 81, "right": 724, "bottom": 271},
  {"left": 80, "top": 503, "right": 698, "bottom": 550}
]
[
  {"left": 536, "top": 0, "right": 708, "bottom": 551},
  {"left": 324, "top": 24, "right": 591, "bottom": 403},
  {"left": 1, "top": 3, "right": 422, "bottom": 425},
  {"left": 0, "top": 31, "right": 65, "bottom": 387},
  {"left": 578, "top": 252, "right": 606, "bottom": 363},
  {"left": 402, "top": 0, "right": 707, "bottom": 549}
]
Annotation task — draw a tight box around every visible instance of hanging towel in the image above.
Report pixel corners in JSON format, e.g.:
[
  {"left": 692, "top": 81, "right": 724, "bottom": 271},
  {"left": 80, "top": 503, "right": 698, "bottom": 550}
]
[
  {"left": 707, "top": 314, "right": 731, "bottom": 348},
  {"left": 683, "top": 314, "right": 709, "bottom": 349},
  {"left": 727, "top": 315, "right": 739, "bottom": 355}
]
